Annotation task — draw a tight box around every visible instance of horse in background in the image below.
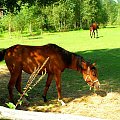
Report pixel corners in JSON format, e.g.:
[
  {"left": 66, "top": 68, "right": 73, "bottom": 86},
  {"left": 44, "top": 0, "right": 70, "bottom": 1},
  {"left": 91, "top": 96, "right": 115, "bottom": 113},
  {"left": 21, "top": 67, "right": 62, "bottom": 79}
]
[{"left": 90, "top": 22, "right": 99, "bottom": 38}]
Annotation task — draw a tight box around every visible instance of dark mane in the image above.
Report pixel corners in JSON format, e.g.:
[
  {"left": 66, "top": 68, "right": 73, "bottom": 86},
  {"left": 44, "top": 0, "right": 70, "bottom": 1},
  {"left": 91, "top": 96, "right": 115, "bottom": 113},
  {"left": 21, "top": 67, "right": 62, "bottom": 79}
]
[{"left": 47, "top": 44, "right": 73, "bottom": 66}]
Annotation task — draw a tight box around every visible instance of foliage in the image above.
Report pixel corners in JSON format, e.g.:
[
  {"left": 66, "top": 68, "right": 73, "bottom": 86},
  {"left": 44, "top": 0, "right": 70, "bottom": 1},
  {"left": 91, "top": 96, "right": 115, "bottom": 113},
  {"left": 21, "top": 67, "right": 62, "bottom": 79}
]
[
  {"left": 0, "top": 0, "right": 60, "bottom": 13},
  {"left": 0, "top": 0, "right": 120, "bottom": 33},
  {"left": 6, "top": 102, "right": 16, "bottom": 109},
  {"left": 81, "top": 0, "right": 108, "bottom": 29},
  {"left": 104, "top": 0, "right": 119, "bottom": 25}
]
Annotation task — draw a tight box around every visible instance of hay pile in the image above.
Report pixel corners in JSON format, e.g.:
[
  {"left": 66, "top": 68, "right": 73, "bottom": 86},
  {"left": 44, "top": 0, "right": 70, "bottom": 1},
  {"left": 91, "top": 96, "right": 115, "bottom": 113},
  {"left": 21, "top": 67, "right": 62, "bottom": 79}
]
[{"left": 55, "top": 92, "right": 120, "bottom": 120}]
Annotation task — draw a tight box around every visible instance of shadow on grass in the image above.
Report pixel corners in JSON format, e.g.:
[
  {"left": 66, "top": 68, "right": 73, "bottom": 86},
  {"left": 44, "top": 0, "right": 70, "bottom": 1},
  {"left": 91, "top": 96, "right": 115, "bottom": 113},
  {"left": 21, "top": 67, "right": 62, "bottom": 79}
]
[
  {"left": 96, "top": 36, "right": 103, "bottom": 39},
  {"left": 0, "top": 48, "right": 4, "bottom": 51},
  {"left": 28, "top": 36, "right": 43, "bottom": 40},
  {"left": 105, "top": 26, "right": 117, "bottom": 29},
  {"left": 0, "top": 48, "right": 120, "bottom": 109},
  {"left": 21, "top": 32, "right": 43, "bottom": 40},
  {"left": 76, "top": 48, "right": 120, "bottom": 92}
]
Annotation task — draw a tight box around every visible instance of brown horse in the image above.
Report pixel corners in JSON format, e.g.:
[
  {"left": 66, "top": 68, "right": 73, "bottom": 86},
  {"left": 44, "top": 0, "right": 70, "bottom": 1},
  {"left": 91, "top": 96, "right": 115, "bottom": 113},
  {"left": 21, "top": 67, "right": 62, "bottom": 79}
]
[
  {"left": 0, "top": 44, "right": 100, "bottom": 105},
  {"left": 90, "top": 22, "right": 99, "bottom": 38}
]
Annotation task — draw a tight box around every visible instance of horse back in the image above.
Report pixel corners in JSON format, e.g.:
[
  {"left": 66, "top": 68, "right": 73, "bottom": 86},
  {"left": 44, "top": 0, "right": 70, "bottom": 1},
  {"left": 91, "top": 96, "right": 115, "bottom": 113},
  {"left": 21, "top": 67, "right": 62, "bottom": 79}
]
[
  {"left": 90, "top": 23, "right": 99, "bottom": 30},
  {"left": 4, "top": 44, "right": 72, "bottom": 74}
]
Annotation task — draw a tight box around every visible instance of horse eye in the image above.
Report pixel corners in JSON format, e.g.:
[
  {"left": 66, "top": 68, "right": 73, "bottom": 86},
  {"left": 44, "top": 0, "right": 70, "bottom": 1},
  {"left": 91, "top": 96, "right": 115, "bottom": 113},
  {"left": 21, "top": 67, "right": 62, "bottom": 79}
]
[
  {"left": 93, "top": 74, "right": 96, "bottom": 76},
  {"left": 92, "top": 71, "right": 96, "bottom": 76}
]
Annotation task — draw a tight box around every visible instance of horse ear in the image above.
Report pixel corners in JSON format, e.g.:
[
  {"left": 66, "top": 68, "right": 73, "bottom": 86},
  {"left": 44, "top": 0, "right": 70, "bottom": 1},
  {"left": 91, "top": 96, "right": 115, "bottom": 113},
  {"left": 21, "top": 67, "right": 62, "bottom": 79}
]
[
  {"left": 92, "top": 63, "right": 96, "bottom": 66},
  {"left": 81, "top": 61, "right": 87, "bottom": 69}
]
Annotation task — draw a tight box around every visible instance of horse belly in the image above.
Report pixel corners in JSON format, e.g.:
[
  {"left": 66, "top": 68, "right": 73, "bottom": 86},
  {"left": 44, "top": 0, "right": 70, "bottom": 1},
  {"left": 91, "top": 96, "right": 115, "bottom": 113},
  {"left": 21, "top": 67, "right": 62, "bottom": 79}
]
[{"left": 22, "top": 56, "right": 47, "bottom": 74}]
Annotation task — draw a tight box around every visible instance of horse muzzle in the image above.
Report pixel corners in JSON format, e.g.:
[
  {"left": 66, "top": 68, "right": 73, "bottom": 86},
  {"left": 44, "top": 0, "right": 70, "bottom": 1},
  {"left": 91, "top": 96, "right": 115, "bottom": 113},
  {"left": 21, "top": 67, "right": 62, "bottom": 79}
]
[{"left": 93, "top": 80, "right": 100, "bottom": 90}]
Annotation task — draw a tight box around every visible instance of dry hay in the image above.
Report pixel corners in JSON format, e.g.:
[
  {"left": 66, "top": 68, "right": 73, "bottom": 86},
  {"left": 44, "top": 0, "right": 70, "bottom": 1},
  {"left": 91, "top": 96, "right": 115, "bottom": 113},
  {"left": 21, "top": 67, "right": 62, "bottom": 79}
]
[
  {"left": 0, "top": 66, "right": 120, "bottom": 120},
  {"left": 54, "top": 92, "right": 120, "bottom": 120},
  {"left": 27, "top": 92, "right": 120, "bottom": 120},
  {"left": 26, "top": 84, "right": 120, "bottom": 119}
]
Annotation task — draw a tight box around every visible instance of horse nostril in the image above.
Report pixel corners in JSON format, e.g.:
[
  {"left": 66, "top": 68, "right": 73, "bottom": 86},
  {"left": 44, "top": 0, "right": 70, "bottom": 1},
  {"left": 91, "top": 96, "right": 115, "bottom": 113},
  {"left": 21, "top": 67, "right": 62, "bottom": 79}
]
[
  {"left": 97, "top": 84, "right": 100, "bottom": 89},
  {"left": 94, "top": 84, "right": 100, "bottom": 90}
]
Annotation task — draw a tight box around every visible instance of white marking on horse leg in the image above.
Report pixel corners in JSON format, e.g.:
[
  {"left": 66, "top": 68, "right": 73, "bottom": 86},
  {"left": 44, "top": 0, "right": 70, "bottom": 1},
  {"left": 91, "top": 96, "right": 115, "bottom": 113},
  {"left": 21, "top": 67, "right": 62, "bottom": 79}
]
[
  {"left": 89, "top": 87, "right": 92, "bottom": 90},
  {"left": 58, "top": 99, "right": 66, "bottom": 106}
]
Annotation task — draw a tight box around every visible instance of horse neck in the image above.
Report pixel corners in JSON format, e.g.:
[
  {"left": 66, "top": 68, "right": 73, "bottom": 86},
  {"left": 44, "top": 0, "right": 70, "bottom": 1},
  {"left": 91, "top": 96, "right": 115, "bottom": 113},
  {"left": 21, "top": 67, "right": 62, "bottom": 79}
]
[{"left": 68, "top": 54, "right": 82, "bottom": 71}]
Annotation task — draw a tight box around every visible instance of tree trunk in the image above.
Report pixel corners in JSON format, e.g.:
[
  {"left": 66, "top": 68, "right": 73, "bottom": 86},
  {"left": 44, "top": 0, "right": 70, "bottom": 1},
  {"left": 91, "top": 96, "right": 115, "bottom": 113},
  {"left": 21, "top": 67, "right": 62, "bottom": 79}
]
[
  {"left": 8, "top": 13, "right": 12, "bottom": 39},
  {"left": 29, "top": 21, "right": 32, "bottom": 35}
]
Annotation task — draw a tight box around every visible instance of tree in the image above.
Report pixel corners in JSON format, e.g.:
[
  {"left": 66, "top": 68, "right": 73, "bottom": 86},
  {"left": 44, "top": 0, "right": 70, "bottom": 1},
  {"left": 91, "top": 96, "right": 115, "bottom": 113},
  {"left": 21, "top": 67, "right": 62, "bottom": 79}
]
[
  {"left": 81, "top": 0, "right": 100, "bottom": 29},
  {"left": 1, "top": 0, "right": 60, "bottom": 13},
  {"left": 103, "top": 0, "right": 118, "bottom": 25},
  {"left": 81, "top": 0, "right": 109, "bottom": 29},
  {"left": 0, "top": 0, "right": 119, "bottom": 33},
  {"left": 116, "top": 2, "right": 120, "bottom": 25}
]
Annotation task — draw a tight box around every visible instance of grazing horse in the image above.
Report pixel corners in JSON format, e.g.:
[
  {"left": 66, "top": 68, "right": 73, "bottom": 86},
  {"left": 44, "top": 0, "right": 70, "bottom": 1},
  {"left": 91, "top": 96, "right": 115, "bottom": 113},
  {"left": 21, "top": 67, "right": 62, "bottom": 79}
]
[
  {"left": 0, "top": 44, "right": 100, "bottom": 105},
  {"left": 90, "top": 22, "right": 99, "bottom": 38}
]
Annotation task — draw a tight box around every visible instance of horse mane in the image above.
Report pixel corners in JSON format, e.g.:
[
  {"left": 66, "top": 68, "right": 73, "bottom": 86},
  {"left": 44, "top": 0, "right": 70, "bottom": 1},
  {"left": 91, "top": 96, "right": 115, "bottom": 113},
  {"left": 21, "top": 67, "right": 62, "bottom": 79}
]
[{"left": 47, "top": 44, "right": 78, "bottom": 66}]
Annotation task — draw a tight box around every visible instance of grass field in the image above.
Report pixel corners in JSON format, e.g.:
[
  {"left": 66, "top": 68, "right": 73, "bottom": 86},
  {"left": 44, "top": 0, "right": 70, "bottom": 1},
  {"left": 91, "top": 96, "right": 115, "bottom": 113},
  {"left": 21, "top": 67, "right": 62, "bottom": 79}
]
[
  {"left": 0, "top": 28, "right": 120, "bottom": 89},
  {"left": 0, "top": 27, "right": 120, "bottom": 119}
]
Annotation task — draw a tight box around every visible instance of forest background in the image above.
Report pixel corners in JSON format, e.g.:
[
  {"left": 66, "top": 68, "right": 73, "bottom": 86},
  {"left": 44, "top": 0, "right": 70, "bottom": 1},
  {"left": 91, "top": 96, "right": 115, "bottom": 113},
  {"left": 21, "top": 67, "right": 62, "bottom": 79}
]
[{"left": 0, "top": 0, "right": 120, "bottom": 34}]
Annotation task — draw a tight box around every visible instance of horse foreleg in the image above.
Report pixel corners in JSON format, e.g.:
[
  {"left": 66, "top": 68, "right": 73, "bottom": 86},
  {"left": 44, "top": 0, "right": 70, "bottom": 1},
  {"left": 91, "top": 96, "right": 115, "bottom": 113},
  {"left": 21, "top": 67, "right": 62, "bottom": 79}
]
[
  {"left": 90, "top": 30, "right": 93, "bottom": 38},
  {"left": 93, "top": 31, "right": 95, "bottom": 38},
  {"left": 42, "top": 73, "right": 53, "bottom": 102},
  {"left": 90, "top": 31, "right": 92, "bottom": 38},
  {"left": 55, "top": 73, "right": 66, "bottom": 106}
]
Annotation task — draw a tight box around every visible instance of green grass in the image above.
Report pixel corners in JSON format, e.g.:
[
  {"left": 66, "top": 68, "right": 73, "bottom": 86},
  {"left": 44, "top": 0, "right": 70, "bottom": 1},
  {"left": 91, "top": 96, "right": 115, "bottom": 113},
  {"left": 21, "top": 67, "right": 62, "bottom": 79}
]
[
  {"left": 0, "top": 28, "right": 120, "bottom": 107},
  {"left": 0, "top": 28, "right": 120, "bottom": 50}
]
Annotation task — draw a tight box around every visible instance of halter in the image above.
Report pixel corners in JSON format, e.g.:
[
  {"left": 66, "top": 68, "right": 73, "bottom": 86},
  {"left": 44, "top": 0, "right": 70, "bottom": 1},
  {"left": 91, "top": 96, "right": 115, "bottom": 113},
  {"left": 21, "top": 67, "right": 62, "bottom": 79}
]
[
  {"left": 85, "top": 75, "right": 99, "bottom": 83},
  {"left": 85, "top": 67, "right": 99, "bottom": 90},
  {"left": 85, "top": 74, "right": 99, "bottom": 90}
]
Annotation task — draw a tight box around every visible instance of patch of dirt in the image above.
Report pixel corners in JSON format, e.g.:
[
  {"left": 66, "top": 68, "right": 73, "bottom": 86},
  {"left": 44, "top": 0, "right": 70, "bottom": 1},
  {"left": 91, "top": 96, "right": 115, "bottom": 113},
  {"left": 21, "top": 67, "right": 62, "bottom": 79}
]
[{"left": 0, "top": 66, "right": 120, "bottom": 120}]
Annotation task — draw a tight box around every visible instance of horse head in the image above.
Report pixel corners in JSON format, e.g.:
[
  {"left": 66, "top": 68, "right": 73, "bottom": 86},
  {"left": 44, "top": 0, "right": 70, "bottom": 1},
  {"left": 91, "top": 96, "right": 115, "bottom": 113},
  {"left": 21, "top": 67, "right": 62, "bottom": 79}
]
[{"left": 80, "top": 60, "right": 100, "bottom": 90}]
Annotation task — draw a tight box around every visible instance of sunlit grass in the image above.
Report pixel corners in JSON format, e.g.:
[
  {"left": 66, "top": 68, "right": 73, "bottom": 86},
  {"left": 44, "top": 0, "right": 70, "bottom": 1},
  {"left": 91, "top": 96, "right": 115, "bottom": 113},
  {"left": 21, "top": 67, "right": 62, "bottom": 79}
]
[
  {"left": 0, "top": 28, "right": 120, "bottom": 51},
  {"left": 0, "top": 27, "right": 120, "bottom": 103},
  {"left": 0, "top": 27, "right": 120, "bottom": 119}
]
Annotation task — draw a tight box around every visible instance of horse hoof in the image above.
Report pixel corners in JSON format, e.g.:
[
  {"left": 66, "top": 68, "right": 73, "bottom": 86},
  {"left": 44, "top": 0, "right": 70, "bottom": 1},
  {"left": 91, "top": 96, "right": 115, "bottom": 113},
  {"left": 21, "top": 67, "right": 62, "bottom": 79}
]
[
  {"left": 42, "top": 95, "right": 47, "bottom": 102},
  {"left": 58, "top": 99, "right": 66, "bottom": 106}
]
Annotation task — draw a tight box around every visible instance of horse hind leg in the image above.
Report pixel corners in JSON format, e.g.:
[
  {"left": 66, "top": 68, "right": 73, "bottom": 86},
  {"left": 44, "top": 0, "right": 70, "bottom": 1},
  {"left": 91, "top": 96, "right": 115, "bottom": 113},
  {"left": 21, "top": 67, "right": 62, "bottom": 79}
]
[
  {"left": 90, "top": 32, "right": 92, "bottom": 38},
  {"left": 15, "top": 72, "right": 30, "bottom": 106},
  {"left": 8, "top": 73, "right": 21, "bottom": 103},
  {"left": 15, "top": 72, "right": 23, "bottom": 95},
  {"left": 7, "top": 65, "right": 22, "bottom": 103},
  {"left": 90, "top": 29, "right": 93, "bottom": 38}
]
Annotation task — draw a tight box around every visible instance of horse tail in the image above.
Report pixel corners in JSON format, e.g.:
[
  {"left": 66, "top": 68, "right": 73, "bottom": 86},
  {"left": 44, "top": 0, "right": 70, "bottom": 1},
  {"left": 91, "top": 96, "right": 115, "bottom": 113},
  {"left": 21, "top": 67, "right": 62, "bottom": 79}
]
[{"left": 0, "top": 49, "right": 7, "bottom": 61}]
